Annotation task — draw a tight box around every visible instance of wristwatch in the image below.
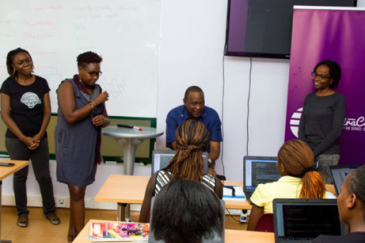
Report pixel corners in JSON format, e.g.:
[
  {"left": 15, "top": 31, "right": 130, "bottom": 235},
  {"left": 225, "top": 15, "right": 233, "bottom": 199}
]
[{"left": 208, "top": 158, "right": 212, "bottom": 165}]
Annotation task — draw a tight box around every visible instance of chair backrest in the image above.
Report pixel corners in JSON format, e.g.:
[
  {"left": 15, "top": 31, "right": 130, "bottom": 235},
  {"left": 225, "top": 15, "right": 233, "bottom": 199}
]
[{"left": 255, "top": 213, "right": 274, "bottom": 232}]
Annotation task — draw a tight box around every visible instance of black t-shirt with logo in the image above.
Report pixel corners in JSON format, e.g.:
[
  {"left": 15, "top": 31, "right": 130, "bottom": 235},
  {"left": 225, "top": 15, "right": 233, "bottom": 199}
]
[{"left": 0, "top": 76, "right": 50, "bottom": 138}]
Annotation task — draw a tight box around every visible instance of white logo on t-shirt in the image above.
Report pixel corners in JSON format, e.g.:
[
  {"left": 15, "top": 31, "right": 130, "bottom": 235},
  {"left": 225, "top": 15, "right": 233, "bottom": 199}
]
[{"left": 20, "top": 92, "right": 42, "bottom": 109}]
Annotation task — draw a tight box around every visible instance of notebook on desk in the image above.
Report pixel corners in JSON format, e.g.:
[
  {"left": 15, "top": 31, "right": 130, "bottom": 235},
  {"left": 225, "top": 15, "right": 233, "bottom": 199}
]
[
  {"left": 330, "top": 165, "right": 359, "bottom": 195},
  {"left": 273, "top": 198, "right": 344, "bottom": 243},
  {"left": 151, "top": 150, "right": 208, "bottom": 175},
  {"left": 243, "top": 156, "right": 281, "bottom": 200}
]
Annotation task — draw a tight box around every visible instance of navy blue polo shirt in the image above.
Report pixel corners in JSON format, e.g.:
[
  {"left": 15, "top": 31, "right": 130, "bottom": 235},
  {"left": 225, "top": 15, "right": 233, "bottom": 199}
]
[{"left": 166, "top": 105, "right": 223, "bottom": 151}]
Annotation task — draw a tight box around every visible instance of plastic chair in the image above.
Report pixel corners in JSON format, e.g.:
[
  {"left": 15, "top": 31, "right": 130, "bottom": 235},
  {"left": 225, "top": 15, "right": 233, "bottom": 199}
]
[{"left": 255, "top": 213, "right": 274, "bottom": 232}]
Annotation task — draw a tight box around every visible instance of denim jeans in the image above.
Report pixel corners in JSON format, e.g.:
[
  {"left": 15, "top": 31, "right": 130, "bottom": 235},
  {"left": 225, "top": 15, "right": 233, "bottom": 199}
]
[
  {"left": 317, "top": 154, "right": 340, "bottom": 184},
  {"left": 5, "top": 137, "right": 56, "bottom": 217}
]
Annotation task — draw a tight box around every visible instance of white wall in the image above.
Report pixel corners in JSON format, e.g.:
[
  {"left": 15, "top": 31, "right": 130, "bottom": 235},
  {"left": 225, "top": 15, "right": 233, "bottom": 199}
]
[
  {"left": 156, "top": 0, "right": 290, "bottom": 181},
  {"left": 156, "top": 0, "right": 365, "bottom": 182},
  {"left": 2, "top": 0, "right": 365, "bottom": 205}
]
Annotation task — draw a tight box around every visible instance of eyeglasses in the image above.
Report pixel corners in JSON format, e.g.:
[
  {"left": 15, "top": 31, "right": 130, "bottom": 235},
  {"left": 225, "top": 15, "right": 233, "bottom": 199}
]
[
  {"left": 311, "top": 72, "right": 330, "bottom": 80},
  {"left": 83, "top": 69, "right": 103, "bottom": 78}
]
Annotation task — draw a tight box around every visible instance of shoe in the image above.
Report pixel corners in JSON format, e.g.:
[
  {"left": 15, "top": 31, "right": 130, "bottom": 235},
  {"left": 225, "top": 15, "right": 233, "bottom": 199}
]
[
  {"left": 46, "top": 214, "right": 61, "bottom": 225},
  {"left": 67, "top": 234, "right": 76, "bottom": 242},
  {"left": 17, "top": 216, "right": 28, "bottom": 227}
]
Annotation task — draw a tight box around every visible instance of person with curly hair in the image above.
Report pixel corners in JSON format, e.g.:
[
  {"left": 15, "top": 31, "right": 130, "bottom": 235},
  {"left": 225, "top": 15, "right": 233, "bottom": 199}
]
[
  {"left": 299, "top": 60, "right": 346, "bottom": 183},
  {"left": 55, "top": 51, "right": 110, "bottom": 241}
]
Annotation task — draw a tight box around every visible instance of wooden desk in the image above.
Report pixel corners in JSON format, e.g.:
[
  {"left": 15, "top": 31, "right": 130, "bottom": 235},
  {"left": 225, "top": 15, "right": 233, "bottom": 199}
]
[
  {"left": 0, "top": 160, "right": 29, "bottom": 243},
  {"left": 325, "top": 184, "right": 336, "bottom": 196},
  {"left": 74, "top": 219, "right": 275, "bottom": 243},
  {"left": 95, "top": 175, "right": 252, "bottom": 221}
]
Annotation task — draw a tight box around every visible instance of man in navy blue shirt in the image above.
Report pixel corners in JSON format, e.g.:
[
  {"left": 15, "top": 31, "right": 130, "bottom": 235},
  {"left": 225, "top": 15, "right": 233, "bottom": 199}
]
[{"left": 166, "top": 86, "right": 223, "bottom": 170}]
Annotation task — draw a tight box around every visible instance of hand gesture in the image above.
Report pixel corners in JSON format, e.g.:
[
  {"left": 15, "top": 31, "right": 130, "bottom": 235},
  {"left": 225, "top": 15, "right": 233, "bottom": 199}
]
[
  {"left": 92, "top": 115, "right": 106, "bottom": 127},
  {"left": 94, "top": 91, "right": 109, "bottom": 105},
  {"left": 22, "top": 137, "right": 38, "bottom": 150}
]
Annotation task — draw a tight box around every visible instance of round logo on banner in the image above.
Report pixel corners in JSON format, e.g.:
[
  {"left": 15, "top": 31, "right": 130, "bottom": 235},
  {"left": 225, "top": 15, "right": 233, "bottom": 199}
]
[{"left": 290, "top": 108, "right": 303, "bottom": 138}]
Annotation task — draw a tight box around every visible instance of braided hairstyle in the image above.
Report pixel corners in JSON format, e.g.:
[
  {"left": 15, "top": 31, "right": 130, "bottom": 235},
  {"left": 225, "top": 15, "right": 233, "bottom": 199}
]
[
  {"left": 164, "top": 119, "right": 210, "bottom": 182},
  {"left": 6, "top": 48, "right": 33, "bottom": 79},
  {"left": 278, "top": 139, "right": 326, "bottom": 199},
  {"left": 346, "top": 165, "right": 365, "bottom": 206}
]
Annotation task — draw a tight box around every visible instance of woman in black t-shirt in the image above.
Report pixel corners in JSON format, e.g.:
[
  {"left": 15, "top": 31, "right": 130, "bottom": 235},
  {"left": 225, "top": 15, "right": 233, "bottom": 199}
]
[{"left": 0, "top": 48, "right": 60, "bottom": 228}]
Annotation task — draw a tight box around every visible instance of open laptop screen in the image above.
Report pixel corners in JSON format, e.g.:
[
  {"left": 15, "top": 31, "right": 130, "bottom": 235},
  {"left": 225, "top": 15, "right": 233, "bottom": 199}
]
[
  {"left": 330, "top": 165, "right": 359, "bottom": 195},
  {"left": 273, "top": 199, "right": 343, "bottom": 243},
  {"left": 152, "top": 150, "right": 208, "bottom": 175},
  {"left": 244, "top": 156, "right": 280, "bottom": 191}
]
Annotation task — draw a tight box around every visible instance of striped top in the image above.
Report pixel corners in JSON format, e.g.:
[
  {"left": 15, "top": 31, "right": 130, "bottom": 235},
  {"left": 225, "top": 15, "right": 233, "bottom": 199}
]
[{"left": 154, "top": 170, "right": 216, "bottom": 195}]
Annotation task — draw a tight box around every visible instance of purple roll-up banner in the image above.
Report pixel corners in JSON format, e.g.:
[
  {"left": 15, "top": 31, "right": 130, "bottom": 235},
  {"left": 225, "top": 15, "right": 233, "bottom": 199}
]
[{"left": 285, "top": 7, "right": 365, "bottom": 165}]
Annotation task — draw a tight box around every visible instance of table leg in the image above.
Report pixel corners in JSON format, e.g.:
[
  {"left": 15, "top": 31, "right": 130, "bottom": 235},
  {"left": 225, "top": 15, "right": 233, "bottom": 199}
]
[
  {"left": 116, "top": 138, "right": 143, "bottom": 175},
  {"left": 0, "top": 181, "right": 12, "bottom": 243},
  {"left": 117, "top": 203, "right": 132, "bottom": 222}
]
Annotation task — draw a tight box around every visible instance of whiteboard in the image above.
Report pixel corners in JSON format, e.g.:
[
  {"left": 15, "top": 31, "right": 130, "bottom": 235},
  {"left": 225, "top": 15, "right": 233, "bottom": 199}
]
[{"left": 0, "top": 0, "right": 161, "bottom": 117}]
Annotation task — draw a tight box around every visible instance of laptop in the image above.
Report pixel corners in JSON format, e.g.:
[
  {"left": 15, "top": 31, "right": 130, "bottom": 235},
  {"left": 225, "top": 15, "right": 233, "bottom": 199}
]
[
  {"left": 273, "top": 199, "right": 344, "bottom": 243},
  {"left": 243, "top": 156, "right": 281, "bottom": 200},
  {"left": 151, "top": 150, "right": 208, "bottom": 175},
  {"left": 148, "top": 197, "right": 225, "bottom": 243},
  {"left": 329, "top": 165, "right": 359, "bottom": 195}
]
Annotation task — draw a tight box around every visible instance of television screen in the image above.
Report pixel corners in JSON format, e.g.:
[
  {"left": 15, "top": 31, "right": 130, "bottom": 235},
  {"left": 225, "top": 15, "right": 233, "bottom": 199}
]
[{"left": 225, "top": 0, "right": 357, "bottom": 59}]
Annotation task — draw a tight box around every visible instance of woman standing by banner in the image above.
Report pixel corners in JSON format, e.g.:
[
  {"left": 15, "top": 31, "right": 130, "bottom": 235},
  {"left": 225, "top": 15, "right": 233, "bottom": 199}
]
[{"left": 298, "top": 60, "right": 346, "bottom": 184}]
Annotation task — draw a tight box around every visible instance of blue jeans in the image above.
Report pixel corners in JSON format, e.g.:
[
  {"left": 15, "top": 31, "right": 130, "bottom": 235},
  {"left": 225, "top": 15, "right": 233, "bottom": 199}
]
[
  {"left": 5, "top": 137, "right": 56, "bottom": 217},
  {"left": 317, "top": 154, "right": 340, "bottom": 184}
]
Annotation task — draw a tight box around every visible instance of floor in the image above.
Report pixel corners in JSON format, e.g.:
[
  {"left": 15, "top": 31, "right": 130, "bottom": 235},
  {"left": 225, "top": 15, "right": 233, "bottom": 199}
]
[{"left": 1, "top": 206, "right": 247, "bottom": 243}]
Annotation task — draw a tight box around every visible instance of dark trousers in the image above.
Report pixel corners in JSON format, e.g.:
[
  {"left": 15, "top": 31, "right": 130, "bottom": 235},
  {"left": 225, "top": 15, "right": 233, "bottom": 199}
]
[{"left": 5, "top": 137, "right": 56, "bottom": 217}]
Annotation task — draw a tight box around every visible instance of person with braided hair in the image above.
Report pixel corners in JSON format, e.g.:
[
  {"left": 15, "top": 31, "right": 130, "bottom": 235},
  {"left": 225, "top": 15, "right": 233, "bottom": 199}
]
[
  {"left": 312, "top": 165, "right": 365, "bottom": 243},
  {"left": 139, "top": 119, "right": 223, "bottom": 223},
  {"left": 247, "top": 139, "right": 335, "bottom": 231},
  {"left": 0, "top": 48, "right": 60, "bottom": 227}
]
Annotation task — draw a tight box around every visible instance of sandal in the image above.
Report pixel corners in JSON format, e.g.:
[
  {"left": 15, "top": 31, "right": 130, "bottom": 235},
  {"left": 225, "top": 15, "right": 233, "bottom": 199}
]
[
  {"left": 17, "top": 216, "right": 29, "bottom": 227},
  {"left": 46, "top": 214, "right": 61, "bottom": 225}
]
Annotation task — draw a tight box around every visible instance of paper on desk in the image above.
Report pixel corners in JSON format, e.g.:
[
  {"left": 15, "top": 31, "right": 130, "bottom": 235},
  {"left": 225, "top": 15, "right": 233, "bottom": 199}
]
[
  {"left": 89, "top": 222, "right": 149, "bottom": 241},
  {"left": 223, "top": 185, "right": 246, "bottom": 201}
]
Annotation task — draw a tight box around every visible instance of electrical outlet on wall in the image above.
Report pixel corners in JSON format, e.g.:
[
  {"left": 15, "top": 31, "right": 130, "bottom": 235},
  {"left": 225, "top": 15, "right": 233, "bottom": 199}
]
[
  {"left": 84, "top": 198, "right": 94, "bottom": 208},
  {"left": 56, "top": 198, "right": 66, "bottom": 208}
]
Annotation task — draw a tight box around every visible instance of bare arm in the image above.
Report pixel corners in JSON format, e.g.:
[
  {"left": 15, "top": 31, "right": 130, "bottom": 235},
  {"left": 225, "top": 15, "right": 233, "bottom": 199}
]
[
  {"left": 138, "top": 174, "right": 157, "bottom": 223},
  {"left": 247, "top": 204, "right": 265, "bottom": 231},
  {"left": 92, "top": 106, "right": 110, "bottom": 127},
  {"left": 32, "top": 92, "right": 51, "bottom": 146},
  {"left": 0, "top": 93, "right": 34, "bottom": 147},
  {"left": 57, "top": 82, "right": 108, "bottom": 124},
  {"left": 214, "top": 177, "right": 223, "bottom": 199},
  {"left": 209, "top": 141, "right": 220, "bottom": 162}
]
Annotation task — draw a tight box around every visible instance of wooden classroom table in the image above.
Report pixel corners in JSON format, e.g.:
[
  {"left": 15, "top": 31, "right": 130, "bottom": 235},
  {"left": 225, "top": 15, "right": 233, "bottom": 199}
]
[
  {"left": 73, "top": 219, "right": 275, "bottom": 243},
  {"left": 95, "top": 174, "right": 336, "bottom": 221},
  {"left": 95, "top": 175, "right": 252, "bottom": 221},
  {"left": 0, "top": 160, "right": 29, "bottom": 243}
]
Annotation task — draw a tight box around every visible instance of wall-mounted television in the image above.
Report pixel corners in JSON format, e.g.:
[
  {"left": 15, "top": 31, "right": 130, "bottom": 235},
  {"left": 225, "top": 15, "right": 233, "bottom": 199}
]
[{"left": 225, "top": 0, "right": 357, "bottom": 59}]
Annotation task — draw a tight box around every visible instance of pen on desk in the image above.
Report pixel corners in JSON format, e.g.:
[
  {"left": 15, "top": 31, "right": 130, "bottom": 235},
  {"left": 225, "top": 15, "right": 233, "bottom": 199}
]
[
  {"left": 117, "top": 124, "right": 133, "bottom": 128},
  {"left": 133, "top": 126, "right": 143, "bottom": 131}
]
